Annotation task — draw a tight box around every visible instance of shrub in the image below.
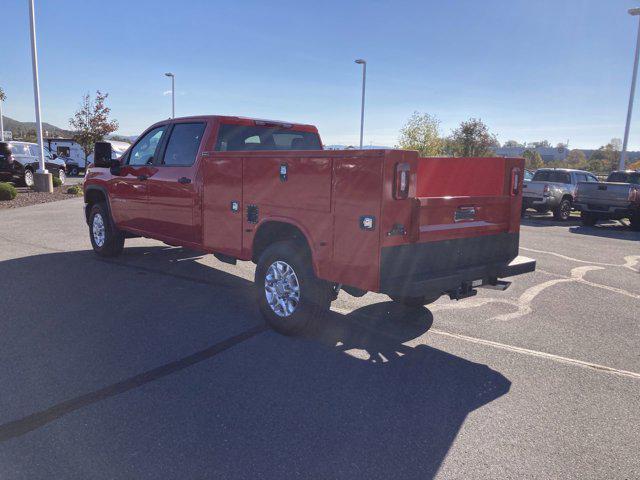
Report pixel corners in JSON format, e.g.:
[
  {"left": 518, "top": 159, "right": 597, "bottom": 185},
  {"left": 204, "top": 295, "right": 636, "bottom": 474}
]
[
  {"left": 67, "top": 185, "right": 82, "bottom": 195},
  {"left": 0, "top": 182, "right": 17, "bottom": 201},
  {"left": 52, "top": 176, "right": 63, "bottom": 187}
]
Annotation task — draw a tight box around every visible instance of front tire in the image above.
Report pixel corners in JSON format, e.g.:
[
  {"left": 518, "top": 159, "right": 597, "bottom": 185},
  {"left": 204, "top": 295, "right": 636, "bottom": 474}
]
[
  {"left": 89, "top": 202, "right": 124, "bottom": 257},
  {"left": 553, "top": 199, "right": 572, "bottom": 221},
  {"left": 255, "top": 241, "right": 331, "bottom": 336},
  {"left": 23, "top": 169, "right": 34, "bottom": 187}
]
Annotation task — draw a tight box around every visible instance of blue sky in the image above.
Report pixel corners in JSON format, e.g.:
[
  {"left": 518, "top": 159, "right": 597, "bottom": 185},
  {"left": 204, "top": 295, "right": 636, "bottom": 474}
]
[{"left": 2, "top": 0, "right": 640, "bottom": 148}]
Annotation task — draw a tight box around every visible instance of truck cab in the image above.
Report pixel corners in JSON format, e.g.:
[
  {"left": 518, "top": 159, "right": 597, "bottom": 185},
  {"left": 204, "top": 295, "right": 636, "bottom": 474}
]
[{"left": 84, "top": 115, "right": 535, "bottom": 335}]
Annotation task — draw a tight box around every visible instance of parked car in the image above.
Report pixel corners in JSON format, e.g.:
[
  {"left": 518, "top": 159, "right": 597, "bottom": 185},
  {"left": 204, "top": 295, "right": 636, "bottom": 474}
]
[
  {"left": 83, "top": 115, "right": 535, "bottom": 335},
  {"left": 0, "top": 141, "right": 66, "bottom": 187},
  {"left": 521, "top": 168, "right": 598, "bottom": 220},
  {"left": 574, "top": 170, "right": 640, "bottom": 230}
]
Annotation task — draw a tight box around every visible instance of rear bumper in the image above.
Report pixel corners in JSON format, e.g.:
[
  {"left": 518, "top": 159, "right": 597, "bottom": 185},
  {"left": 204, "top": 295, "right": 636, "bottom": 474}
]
[
  {"left": 574, "top": 201, "right": 637, "bottom": 218},
  {"left": 379, "top": 233, "right": 536, "bottom": 297},
  {"left": 522, "top": 195, "right": 557, "bottom": 209}
]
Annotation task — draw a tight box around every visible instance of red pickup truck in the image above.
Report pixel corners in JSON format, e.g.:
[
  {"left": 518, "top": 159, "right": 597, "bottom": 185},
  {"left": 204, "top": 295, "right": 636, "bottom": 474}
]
[{"left": 84, "top": 115, "right": 535, "bottom": 334}]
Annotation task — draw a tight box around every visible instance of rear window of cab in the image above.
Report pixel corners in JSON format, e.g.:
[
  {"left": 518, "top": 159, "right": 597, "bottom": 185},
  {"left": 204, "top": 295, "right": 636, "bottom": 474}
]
[
  {"left": 532, "top": 170, "right": 571, "bottom": 183},
  {"left": 215, "top": 124, "right": 321, "bottom": 151}
]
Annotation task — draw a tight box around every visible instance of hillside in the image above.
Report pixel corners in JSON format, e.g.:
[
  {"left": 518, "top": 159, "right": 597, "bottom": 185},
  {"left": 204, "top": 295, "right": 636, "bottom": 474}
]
[{"left": 1, "top": 115, "right": 73, "bottom": 139}]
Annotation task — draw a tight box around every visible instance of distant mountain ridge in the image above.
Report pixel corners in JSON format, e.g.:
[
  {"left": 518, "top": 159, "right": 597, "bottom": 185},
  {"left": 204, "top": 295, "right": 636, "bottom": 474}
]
[{"left": 1, "top": 115, "right": 73, "bottom": 138}]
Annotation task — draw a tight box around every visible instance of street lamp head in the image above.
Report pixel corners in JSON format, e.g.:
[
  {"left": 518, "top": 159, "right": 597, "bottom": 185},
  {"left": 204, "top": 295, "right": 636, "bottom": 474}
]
[
  {"left": 164, "top": 72, "right": 174, "bottom": 77},
  {"left": 629, "top": 8, "right": 640, "bottom": 16},
  {"left": 355, "top": 59, "right": 366, "bottom": 65}
]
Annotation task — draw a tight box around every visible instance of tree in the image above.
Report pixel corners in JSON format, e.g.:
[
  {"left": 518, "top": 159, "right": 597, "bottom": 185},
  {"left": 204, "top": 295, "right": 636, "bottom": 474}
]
[
  {"left": 522, "top": 149, "right": 544, "bottom": 170},
  {"left": 69, "top": 91, "right": 118, "bottom": 159},
  {"left": 396, "top": 112, "right": 443, "bottom": 156},
  {"left": 629, "top": 159, "right": 640, "bottom": 170},
  {"left": 565, "top": 149, "right": 587, "bottom": 169},
  {"left": 589, "top": 138, "right": 621, "bottom": 172},
  {"left": 447, "top": 118, "right": 498, "bottom": 157},
  {"left": 0, "top": 87, "right": 6, "bottom": 102},
  {"left": 503, "top": 140, "right": 524, "bottom": 148}
]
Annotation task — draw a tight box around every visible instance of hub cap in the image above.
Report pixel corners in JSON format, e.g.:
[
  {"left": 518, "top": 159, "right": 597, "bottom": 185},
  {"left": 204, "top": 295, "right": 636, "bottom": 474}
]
[
  {"left": 92, "top": 213, "right": 106, "bottom": 247},
  {"left": 24, "top": 170, "right": 34, "bottom": 187},
  {"left": 264, "top": 261, "right": 300, "bottom": 317}
]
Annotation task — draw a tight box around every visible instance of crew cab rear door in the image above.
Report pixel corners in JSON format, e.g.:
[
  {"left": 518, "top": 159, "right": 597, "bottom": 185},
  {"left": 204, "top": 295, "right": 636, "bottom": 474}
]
[{"left": 146, "top": 121, "right": 208, "bottom": 244}]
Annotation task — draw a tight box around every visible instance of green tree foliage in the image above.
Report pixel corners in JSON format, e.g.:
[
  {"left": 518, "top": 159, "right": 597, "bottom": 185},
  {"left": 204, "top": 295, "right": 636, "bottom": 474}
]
[
  {"left": 396, "top": 112, "right": 443, "bottom": 156},
  {"left": 522, "top": 149, "right": 544, "bottom": 170},
  {"left": 447, "top": 118, "right": 499, "bottom": 157},
  {"left": 589, "top": 138, "right": 621, "bottom": 172},
  {"left": 503, "top": 140, "right": 524, "bottom": 148},
  {"left": 69, "top": 91, "right": 118, "bottom": 159},
  {"left": 565, "top": 149, "right": 587, "bottom": 169},
  {"left": 0, "top": 87, "right": 6, "bottom": 102}
]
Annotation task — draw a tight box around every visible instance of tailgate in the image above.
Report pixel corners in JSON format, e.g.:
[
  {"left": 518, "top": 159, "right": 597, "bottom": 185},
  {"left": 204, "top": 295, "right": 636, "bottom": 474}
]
[
  {"left": 412, "top": 195, "right": 511, "bottom": 242},
  {"left": 577, "top": 182, "right": 630, "bottom": 206},
  {"left": 412, "top": 156, "right": 520, "bottom": 243}
]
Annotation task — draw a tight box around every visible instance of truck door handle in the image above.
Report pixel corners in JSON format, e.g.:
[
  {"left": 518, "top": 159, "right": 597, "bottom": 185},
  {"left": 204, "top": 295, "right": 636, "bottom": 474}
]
[
  {"left": 178, "top": 177, "right": 192, "bottom": 184},
  {"left": 138, "top": 174, "right": 148, "bottom": 181}
]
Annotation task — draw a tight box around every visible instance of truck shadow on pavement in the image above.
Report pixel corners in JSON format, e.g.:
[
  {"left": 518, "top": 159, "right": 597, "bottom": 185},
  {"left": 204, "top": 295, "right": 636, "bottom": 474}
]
[
  {"left": 0, "top": 246, "right": 511, "bottom": 479},
  {"left": 569, "top": 223, "right": 640, "bottom": 241}
]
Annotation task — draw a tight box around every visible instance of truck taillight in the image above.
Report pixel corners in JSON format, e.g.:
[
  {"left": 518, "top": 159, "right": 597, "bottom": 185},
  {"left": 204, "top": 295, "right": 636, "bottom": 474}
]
[
  {"left": 510, "top": 168, "right": 521, "bottom": 196},
  {"left": 394, "top": 163, "right": 410, "bottom": 199},
  {"left": 629, "top": 187, "right": 640, "bottom": 203}
]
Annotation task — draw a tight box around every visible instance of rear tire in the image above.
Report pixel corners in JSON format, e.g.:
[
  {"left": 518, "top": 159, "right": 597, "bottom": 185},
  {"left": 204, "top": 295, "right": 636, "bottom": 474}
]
[
  {"left": 553, "top": 199, "right": 572, "bottom": 221},
  {"left": 89, "top": 202, "right": 125, "bottom": 257},
  {"left": 581, "top": 212, "right": 597, "bottom": 227},
  {"left": 255, "top": 241, "right": 331, "bottom": 336},
  {"left": 389, "top": 294, "right": 441, "bottom": 308}
]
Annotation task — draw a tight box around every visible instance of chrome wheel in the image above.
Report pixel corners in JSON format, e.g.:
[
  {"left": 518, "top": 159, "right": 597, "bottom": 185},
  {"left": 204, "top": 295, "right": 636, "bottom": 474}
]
[
  {"left": 560, "top": 202, "right": 571, "bottom": 220},
  {"left": 24, "top": 170, "right": 34, "bottom": 187},
  {"left": 264, "top": 260, "right": 300, "bottom": 317},
  {"left": 92, "top": 213, "right": 106, "bottom": 247}
]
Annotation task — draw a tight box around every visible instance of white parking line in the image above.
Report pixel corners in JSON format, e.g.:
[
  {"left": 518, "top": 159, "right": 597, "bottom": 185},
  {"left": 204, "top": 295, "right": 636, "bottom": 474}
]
[
  {"left": 425, "top": 329, "right": 640, "bottom": 380},
  {"left": 331, "top": 306, "right": 640, "bottom": 380},
  {"left": 520, "top": 247, "right": 640, "bottom": 272}
]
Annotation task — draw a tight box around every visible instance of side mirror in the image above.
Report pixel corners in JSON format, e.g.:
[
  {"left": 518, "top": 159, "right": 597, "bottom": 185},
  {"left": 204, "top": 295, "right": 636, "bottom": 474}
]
[
  {"left": 109, "top": 158, "right": 122, "bottom": 176},
  {"left": 94, "top": 142, "right": 112, "bottom": 168}
]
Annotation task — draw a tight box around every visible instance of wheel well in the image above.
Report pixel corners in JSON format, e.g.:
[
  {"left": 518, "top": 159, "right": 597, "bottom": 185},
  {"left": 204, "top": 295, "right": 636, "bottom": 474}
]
[
  {"left": 84, "top": 188, "right": 107, "bottom": 223},
  {"left": 562, "top": 194, "right": 573, "bottom": 204},
  {"left": 252, "top": 221, "right": 310, "bottom": 263}
]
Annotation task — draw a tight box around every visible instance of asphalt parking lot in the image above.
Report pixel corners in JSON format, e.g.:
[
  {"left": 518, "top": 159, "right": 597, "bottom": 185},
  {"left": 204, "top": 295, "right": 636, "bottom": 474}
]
[{"left": 0, "top": 199, "right": 638, "bottom": 479}]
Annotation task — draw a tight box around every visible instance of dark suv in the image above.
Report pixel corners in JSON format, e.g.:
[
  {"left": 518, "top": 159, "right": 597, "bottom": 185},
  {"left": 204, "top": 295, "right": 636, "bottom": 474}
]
[{"left": 0, "top": 141, "right": 66, "bottom": 187}]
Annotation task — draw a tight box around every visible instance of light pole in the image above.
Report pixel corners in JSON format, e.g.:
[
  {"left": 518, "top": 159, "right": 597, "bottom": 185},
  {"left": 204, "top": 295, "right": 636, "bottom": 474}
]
[
  {"left": 620, "top": 8, "right": 640, "bottom": 171},
  {"left": 165, "top": 72, "right": 175, "bottom": 119},
  {"left": 355, "top": 59, "right": 366, "bottom": 149},
  {"left": 28, "top": 0, "right": 52, "bottom": 192},
  {"left": 0, "top": 93, "right": 4, "bottom": 142}
]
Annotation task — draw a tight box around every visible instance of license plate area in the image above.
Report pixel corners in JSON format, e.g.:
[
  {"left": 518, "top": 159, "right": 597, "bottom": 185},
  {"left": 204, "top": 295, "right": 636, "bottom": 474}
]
[{"left": 454, "top": 206, "right": 476, "bottom": 222}]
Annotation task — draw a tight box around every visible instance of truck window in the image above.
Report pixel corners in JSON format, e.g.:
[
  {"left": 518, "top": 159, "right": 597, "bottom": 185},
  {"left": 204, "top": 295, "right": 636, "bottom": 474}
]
[
  {"left": 57, "top": 146, "right": 70, "bottom": 157},
  {"left": 607, "top": 172, "right": 640, "bottom": 184},
  {"left": 215, "top": 124, "right": 321, "bottom": 151},
  {"left": 162, "top": 122, "right": 206, "bottom": 166},
  {"left": 128, "top": 126, "right": 166, "bottom": 165}
]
